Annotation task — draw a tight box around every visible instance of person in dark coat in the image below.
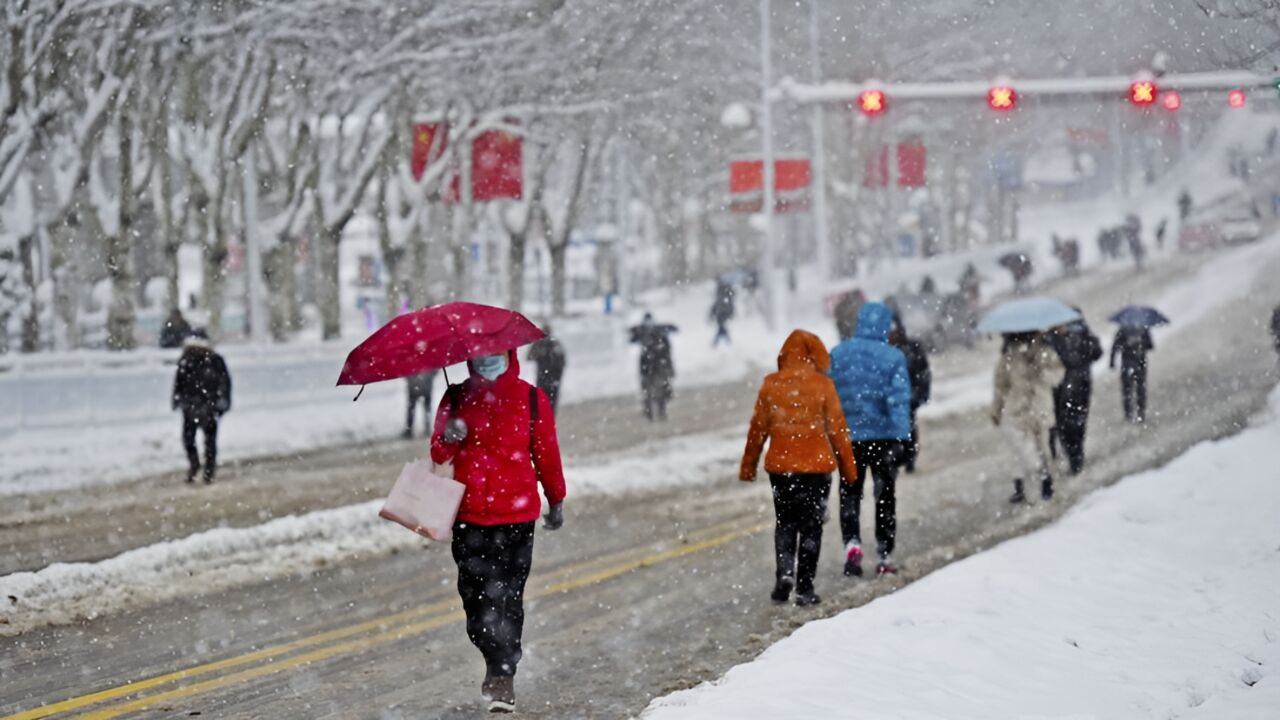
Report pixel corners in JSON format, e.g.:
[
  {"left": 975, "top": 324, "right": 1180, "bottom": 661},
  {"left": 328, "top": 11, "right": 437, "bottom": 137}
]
[
  {"left": 829, "top": 302, "right": 913, "bottom": 577},
  {"left": 1046, "top": 317, "right": 1103, "bottom": 474},
  {"left": 1110, "top": 326, "right": 1154, "bottom": 423},
  {"left": 1124, "top": 215, "right": 1145, "bottom": 271},
  {"left": 710, "top": 281, "right": 736, "bottom": 346},
  {"left": 888, "top": 317, "right": 931, "bottom": 474},
  {"left": 403, "top": 370, "right": 438, "bottom": 438},
  {"left": 1177, "top": 189, "right": 1193, "bottom": 221},
  {"left": 526, "top": 325, "right": 567, "bottom": 415},
  {"left": 171, "top": 330, "right": 231, "bottom": 483},
  {"left": 1270, "top": 305, "right": 1280, "bottom": 361},
  {"left": 158, "top": 308, "right": 192, "bottom": 349},
  {"left": 833, "top": 289, "right": 865, "bottom": 341},
  {"left": 630, "top": 314, "right": 678, "bottom": 421}
]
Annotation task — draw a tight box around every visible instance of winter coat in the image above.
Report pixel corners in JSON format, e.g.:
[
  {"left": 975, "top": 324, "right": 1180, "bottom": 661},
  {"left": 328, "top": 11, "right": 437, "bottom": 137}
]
[
  {"left": 431, "top": 350, "right": 567, "bottom": 526},
  {"left": 159, "top": 313, "right": 192, "bottom": 349},
  {"left": 406, "top": 370, "right": 436, "bottom": 398},
  {"left": 829, "top": 302, "right": 913, "bottom": 441},
  {"left": 892, "top": 335, "right": 932, "bottom": 411},
  {"left": 631, "top": 324, "right": 677, "bottom": 384},
  {"left": 1110, "top": 327, "right": 1153, "bottom": 370},
  {"left": 992, "top": 335, "right": 1065, "bottom": 433},
  {"left": 172, "top": 338, "right": 231, "bottom": 415},
  {"left": 741, "top": 330, "right": 858, "bottom": 483},
  {"left": 833, "top": 291, "right": 864, "bottom": 341},
  {"left": 527, "top": 336, "right": 567, "bottom": 387},
  {"left": 710, "top": 284, "right": 736, "bottom": 323},
  {"left": 1047, "top": 322, "right": 1102, "bottom": 428}
]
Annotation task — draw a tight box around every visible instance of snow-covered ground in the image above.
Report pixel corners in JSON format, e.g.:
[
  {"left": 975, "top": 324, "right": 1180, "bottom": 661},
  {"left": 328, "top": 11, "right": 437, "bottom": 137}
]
[{"left": 644, "top": 387, "right": 1280, "bottom": 720}]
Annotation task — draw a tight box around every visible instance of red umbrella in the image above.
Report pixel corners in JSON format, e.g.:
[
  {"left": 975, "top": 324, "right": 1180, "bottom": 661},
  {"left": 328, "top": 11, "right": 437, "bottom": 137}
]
[{"left": 337, "top": 302, "right": 544, "bottom": 388}]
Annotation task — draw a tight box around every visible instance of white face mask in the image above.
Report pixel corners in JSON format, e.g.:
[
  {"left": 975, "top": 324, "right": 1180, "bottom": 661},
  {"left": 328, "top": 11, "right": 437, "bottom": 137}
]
[{"left": 471, "top": 354, "right": 508, "bottom": 381}]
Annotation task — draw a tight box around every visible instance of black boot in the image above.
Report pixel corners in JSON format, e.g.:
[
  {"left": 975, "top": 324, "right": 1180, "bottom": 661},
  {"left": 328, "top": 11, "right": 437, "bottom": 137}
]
[
  {"left": 770, "top": 575, "right": 794, "bottom": 603},
  {"left": 1009, "top": 479, "right": 1026, "bottom": 504},
  {"left": 487, "top": 675, "right": 515, "bottom": 713},
  {"left": 1041, "top": 475, "right": 1054, "bottom": 500},
  {"left": 185, "top": 464, "right": 199, "bottom": 484}
]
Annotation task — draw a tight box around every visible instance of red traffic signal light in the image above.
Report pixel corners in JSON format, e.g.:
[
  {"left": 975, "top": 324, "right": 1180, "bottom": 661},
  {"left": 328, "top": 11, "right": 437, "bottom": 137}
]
[
  {"left": 857, "top": 89, "right": 887, "bottom": 117},
  {"left": 987, "top": 86, "right": 1018, "bottom": 111},
  {"left": 1160, "top": 90, "right": 1181, "bottom": 112},
  {"left": 1129, "top": 80, "right": 1157, "bottom": 105},
  {"left": 1227, "top": 89, "right": 1246, "bottom": 108}
]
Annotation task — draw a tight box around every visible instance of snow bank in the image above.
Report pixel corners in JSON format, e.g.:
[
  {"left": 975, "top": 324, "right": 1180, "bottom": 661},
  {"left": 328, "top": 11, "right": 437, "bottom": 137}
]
[
  {"left": 644, "top": 390, "right": 1280, "bottom": 720},
  {"left": 0, "top": 428, "right": 743, "bottom": 636}
]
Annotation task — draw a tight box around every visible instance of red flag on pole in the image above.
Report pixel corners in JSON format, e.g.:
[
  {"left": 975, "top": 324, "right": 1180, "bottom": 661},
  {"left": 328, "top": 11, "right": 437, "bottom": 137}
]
[
  {"left": 729, "top": 158, "right": 811, "bottom": 213},
  {"left": 863, "top": 144, "right": 927, "bottom": 188},
  {"left": 447, "top": 125, "right": 524, "bottom": 203},
  {"left": 410, "top": 122, "right": 448, "bottom": 181}
]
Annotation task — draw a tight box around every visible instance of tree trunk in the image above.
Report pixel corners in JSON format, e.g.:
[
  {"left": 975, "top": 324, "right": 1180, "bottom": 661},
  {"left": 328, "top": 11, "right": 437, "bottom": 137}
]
[
  {"left": 263, "top": 244, "right": 291, "bottom": 342},
  {"left": 48, "top": 221, "right": 80, "bottom": 349},
  {"left": 548, "top": 241, "right": 567, "bottom": 317},
  {"left": 507, "top": 227, "right": 526, "bottom": 311},
  {"left": 18, "top": 235, "right": 38, "bottom": 353},
  {"left": 409, "top": 218, "right": 432, "bottom": 309},
  {"left": 106, "top": 110, "right": 137, "bottom": 351},
  {"left": 317, "top": 225, "right": 342, "bottom": 340}
]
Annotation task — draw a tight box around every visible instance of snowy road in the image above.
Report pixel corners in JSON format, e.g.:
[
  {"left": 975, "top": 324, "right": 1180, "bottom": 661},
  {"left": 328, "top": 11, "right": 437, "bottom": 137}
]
[{"left": 3, "top": 243, "right": 1280, "bottom": 718}]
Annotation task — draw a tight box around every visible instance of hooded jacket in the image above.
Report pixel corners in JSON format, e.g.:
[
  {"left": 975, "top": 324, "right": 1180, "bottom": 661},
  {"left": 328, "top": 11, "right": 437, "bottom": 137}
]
[
  {"left": 829, "top": 303, "right": 913, "bottom": 441},
  {"left": 431, "top": 350, "right": 567, "bottom": 526},
  {"left": 172, "top": 337, "right": 231, "bottom": 415},
  {"left": 992, "top": 335, "right": 1066, "bottom": 432},
  {"left": 740, "top": 330, "right": 858, "bottom": 482}
]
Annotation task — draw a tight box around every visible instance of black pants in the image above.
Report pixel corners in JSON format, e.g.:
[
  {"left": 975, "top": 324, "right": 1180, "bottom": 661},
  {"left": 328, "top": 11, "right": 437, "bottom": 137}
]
[
  {"left": 451, "top": 521, "right": 536, "bottom": 677},
  {"left": 713, "top": 320, "right": 731, "bottom": 346},
  {"left": 1121, "top": 364, "right": 1147, "bottom": 421},
  {"left": 182, "top": 409, "right": 219, "bottom": 478},
  {"left": 840, "top": 441, "right": 899, "bottom": 558},
  {"left": 1052, "top": 422, "right": 1088, "bottom": 474},
  {"left": 406, "top": 390, "right": 433, "bottom": 433},
  {"left": 642, "top": 379, "right": 670, "bottom": 421},
  {"left": 769, "top": 473, "right": 830, "bottom": 595},
  {"left": 902, "top": 410, "right": 920, "bottom": 471}
]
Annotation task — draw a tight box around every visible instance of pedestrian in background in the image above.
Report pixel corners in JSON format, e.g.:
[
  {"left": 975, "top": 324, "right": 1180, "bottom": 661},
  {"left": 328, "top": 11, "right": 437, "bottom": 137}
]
[
  {"left": 1271, "top": 305, "right": 1280, "bottom": 362},
  {"left": 527, "top": 323, "right": 567, "bottom": 415},
  {"left": 710, "top": 280, "right": 736, "bottom": 347},
  {"left": 1047, "top": 316, "right": 1103, "bottom": 474},
  {"left": 159, "top": 308, "right": 192, "bottom": 349},
  {"left": 630, "top": 313, "right": 678, "bottom": 421},
  {"left": 402, "top": 370, "right": 437, "bottom": 439},
  {"left": 741, "top": 330, "right": 858, "bottom": 607},
  {"left": 833, "top": 289, "right": 865, "bottom": 341},
  {"left": 1111, "top": 326, "right": 1154, "bottom": 423},
  {"left": 829, "top": 302, "right": 913, "bottom": 577},
  {"left": 171, "top": 329, "right": 231, "bottom": 484},
  {"left": 889, "top": 317, "right": 931, "bottom": 474},
  {"left": 431, "top": 350, "right": 566, "bottom": 713},
  {"left": 992, "top": 331, "right": 1064, "bottom": 503}
]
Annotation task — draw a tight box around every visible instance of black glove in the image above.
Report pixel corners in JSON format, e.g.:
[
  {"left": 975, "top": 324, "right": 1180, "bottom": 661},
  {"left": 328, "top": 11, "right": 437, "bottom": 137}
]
[{"left": 543, "top": 502, "right": 564, "bottom": 531}]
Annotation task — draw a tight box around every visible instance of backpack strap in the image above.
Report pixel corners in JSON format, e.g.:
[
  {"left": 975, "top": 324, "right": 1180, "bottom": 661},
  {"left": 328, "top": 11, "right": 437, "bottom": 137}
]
[{"left": 529, "top": 386, "right": 539, "bottom": 438}]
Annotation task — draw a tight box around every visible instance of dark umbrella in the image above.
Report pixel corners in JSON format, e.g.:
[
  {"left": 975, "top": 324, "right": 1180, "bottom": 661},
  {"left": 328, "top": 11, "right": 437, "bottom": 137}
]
[
  {"left": 998, "top": 252, "right": 1030, "bottom": 269},
  {"left": 337, "top": 302, "right": 544, "bottom": 395},
  {"left": 1109, "top": 305, "right": 1170, "bottom": 328}
]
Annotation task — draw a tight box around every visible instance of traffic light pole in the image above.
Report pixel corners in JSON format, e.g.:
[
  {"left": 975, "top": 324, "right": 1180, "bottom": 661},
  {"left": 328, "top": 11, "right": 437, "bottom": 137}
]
[{"left": 760, "top": 0, "right": 783, "bottom": 331}]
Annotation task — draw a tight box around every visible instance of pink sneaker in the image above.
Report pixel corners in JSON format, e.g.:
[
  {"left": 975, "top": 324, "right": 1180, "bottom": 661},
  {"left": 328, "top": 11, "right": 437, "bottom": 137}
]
[{"left": 843, "top": 544, "right": 864, "bottom": 577}]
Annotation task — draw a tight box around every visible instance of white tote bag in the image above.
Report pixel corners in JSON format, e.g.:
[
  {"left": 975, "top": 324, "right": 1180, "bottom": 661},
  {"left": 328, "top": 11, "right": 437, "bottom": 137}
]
[{"left": 379, "top": 460, "right": 466, "bottom": 541}]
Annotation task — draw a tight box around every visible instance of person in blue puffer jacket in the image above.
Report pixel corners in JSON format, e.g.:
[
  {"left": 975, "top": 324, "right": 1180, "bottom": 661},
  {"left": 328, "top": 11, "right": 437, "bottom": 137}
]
[{"left": 828, "top": 301, "right": 913, "bottom": 577}]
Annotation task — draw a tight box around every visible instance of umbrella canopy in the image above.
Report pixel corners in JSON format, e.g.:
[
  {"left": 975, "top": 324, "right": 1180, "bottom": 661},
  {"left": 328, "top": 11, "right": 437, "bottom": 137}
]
[
  {"left": 1109, "top": 305, "right": 1170, "bottom": 328},
  {"left": 998, "top": 252, "right": 1030, "bottom": 268},
  {"left": 337, "top": 302, "right": 544, "bottom": 386},
  {"left": 976, "top": 297, "right": 1081, "bottom": 334}
]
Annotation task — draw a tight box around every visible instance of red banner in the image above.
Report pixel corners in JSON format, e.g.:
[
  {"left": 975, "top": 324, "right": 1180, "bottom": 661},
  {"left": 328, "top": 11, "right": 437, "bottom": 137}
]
[
  {"left": 729, "top": 158, "right": 811, "bottom": 213},
  {"left": 448, "top": 126, "right": 523, "bottom": 203},
  {"left": 863, "top": 144, "right": 927, "bottom": 188},
  {"left": 410, "top": 122, "right": 448, "bottom": 181}
]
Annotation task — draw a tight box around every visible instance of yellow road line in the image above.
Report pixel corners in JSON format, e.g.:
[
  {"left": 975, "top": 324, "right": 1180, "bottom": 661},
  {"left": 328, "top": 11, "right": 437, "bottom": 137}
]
[
  {"left": 69, "top": 523, "right": 768, "bottom": 720},
  {"left": 6, "top": 520, "right": 767, "bottom": 720}
]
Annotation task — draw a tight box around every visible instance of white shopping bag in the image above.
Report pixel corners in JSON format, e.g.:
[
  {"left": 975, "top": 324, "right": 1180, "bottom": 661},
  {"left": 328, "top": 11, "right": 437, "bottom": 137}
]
[{"left": 379, "top": 460, "right": 466, "bottom": 541}]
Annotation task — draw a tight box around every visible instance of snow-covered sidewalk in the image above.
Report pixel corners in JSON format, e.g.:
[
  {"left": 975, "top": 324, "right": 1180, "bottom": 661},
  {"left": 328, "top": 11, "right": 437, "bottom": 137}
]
[{"left": 644, "top": 390, "right": 1280, "bottom": 720}]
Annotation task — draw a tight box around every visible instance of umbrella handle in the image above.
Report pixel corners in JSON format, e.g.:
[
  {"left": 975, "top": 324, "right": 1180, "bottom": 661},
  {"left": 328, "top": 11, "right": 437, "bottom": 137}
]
[{"left": 352, "top": 385, "right": 366, "bottom": 402}]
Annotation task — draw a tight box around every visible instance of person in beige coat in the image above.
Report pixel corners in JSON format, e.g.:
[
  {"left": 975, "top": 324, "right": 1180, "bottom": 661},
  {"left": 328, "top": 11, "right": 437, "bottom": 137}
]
[{"left": 991, "top": 331, "right": 1066, "bottom": 503}]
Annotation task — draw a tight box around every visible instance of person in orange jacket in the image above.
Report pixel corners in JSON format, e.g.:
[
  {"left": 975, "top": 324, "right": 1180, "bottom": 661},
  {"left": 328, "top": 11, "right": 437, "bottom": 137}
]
[{"left": 741, "top": 330, "right": 858, "bottom": 607}]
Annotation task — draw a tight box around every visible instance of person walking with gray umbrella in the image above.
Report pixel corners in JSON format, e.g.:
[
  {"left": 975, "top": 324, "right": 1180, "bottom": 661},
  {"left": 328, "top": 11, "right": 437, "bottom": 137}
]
[{"left": 1109, "top": 306, "right": 1168, "bottom": 424}]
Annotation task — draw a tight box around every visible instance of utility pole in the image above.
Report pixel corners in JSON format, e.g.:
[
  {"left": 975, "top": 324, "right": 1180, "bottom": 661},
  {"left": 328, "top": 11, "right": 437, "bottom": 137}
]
[
  {"left": 760, "top": 0, "right": 783, "bottom": 330},
  {"left": 807, "top": 1, "right": 831, "bottom": 282}
]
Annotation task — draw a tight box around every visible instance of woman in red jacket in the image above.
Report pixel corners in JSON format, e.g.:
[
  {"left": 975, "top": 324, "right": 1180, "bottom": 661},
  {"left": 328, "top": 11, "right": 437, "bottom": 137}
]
[{"left": 432, "top": 349, "right": 566, "bottom": 713}]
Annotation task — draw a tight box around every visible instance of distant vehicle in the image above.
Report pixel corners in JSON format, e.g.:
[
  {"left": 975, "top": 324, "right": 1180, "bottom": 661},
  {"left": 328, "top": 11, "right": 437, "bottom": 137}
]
[
  {"left": 1219, "top": 211, "right": 1262, "bottom": 245},
  {"left": 1177, "top": 215, "right": 1220, "bottom": 253}
]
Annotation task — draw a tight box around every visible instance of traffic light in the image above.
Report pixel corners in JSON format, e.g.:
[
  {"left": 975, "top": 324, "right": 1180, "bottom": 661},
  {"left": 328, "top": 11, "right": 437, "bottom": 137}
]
[
  {"left": 1160, "top": 90, "right": 1181, "bottom": 112},
  {"left": 1129, "top": 80, "right": 1157, "bottom": 105},
  {"left": 857, "top": 89, "right": 887, "bottom": 117},
  {"left": 1227, "top": 89, "right": 1246, "bottom": 108},
  {"left": 987, "top": 85, "right": 1017, "bottom": 111}
]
